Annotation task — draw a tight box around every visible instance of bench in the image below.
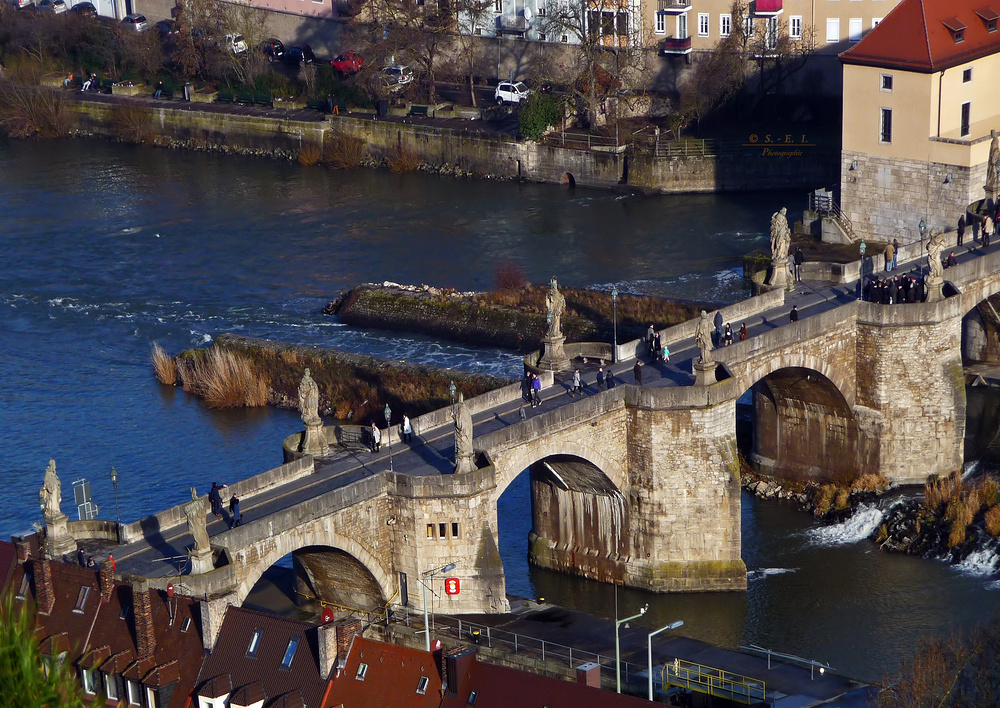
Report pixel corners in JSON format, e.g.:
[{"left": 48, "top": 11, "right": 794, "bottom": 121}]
[
  {"left": 100, "top": 79, "right": 115, "bottom": 93},
  {"left": 255, "top": 93, "right": 273, "bottom": 107},
  {"left": 306, "top": 99, "right": 327, "bottom": 113},
  {"left": 408, "top": 104, "right": 429, "bottom": 117},
  {"left": 216, "top": 91, "right": 234, "bottom": 104},
  {"left": 235, "top": 93, "right": 255, "bottom": 105}
]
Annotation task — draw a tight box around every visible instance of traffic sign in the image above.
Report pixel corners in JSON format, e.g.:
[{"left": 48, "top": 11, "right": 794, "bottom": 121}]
[{"left": 444, "top": 577, "right": 460, "bottom": 595}]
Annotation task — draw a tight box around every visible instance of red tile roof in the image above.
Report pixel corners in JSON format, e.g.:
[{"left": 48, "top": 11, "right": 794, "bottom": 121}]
[
  {"left": 0, "top": 541, "right": 17, "bottom": 594},
  {"left": 840, "top": 0, "right": 1000, "bottom": 71},
  {"left": 195, "top": 606, "right": 329, "bottom": 708},
  {"left": 323, "top": 637, "right": 443, "bottom": 708}
]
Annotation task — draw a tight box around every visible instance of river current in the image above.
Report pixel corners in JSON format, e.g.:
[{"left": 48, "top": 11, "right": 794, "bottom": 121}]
[{"left": 1, "top": 138, "right": 998, "bottom": 683}]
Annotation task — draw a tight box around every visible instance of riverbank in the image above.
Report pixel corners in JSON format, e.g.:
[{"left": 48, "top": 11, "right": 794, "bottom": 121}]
[
  {"left": 155, "top": 334, "right": 512, "bottom": 422},
  {"left": 56, "top": 90, "right": 839, "bottom": 193},
  {"left": 327, "top": 281, "right": 705, "bottom": 351}
]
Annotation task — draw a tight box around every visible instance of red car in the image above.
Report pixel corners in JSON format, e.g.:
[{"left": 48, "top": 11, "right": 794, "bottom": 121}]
[{"left": 331, "top": 50, "right": 364, "bottom": 74}]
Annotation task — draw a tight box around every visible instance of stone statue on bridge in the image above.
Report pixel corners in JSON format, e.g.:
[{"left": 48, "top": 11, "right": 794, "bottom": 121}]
[
  {"left": 927, "top": 229, "right": 945, "bottom": 280},
  {"left": 767, "top": 207, "right": 791, "bottom": 289},
  {"left": 184, "top": 487, "right": 213, "bottom": 573},
  {"left": 298, "top": 368, "right": 320, "bottom": 426},
  {"left": 39, "top": 459, "right": 62, "bottom": 519},
  {"left": 454, "top": 392, "right": 476, "bottom": 474},
  {"left": 987, "top": 129, "right": 999, "bottom": 199},
  {"left": 545, "top": 277, "right": 566, "bottom": 339},
  {"left": 693, "top": 310, "right": 717, "bottom": 386}
]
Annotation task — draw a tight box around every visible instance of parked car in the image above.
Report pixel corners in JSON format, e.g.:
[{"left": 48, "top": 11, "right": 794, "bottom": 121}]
[
  {"left": 11, "top": 0, "right": 34, "bottom": 9},
  {"left": 119, "top": 13, "right": 148, "bottom": 31},
  {"left": 284, "top": 44, "right": 315, "bottom": 65},
  {"left": 259, "top": 37, "right": 285, "bottom": 62},
  {"left": 154, "top": 19, "right": 178, "bottom": 39},
  {"left": 70, "top": 1, "right": 97, "bottom": 15},
  {"left": 330, "top": 50, "right": 364, "bottom": 74},
  {"left": 495, "top": 81, "right": 531, "bottom": 104},
  {"left": 379, "top": 65, "right": 414, "bottom": 89},
  {"left": 37, "top": 0, "right": 67, "bottom": 13},
  {"left": 224, "top": 33, "right": 247, "bottom": 55}
]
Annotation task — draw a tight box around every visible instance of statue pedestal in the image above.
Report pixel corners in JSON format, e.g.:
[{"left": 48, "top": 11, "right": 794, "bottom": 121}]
[
  {"left": 693, "top": 359, "right": 717, "bottom": 386},
  {"left": 767, "top": 256, "right": 789, "bottom": 289},
  {"left": 539, "top": 335, "right": 571, "bottom": 372},
  {"left": 43, "top": 512, "right": 77, "bottom": 560},
  {"left": 300, "top": 420, "right": 328, "bottom": 456},
  {"left": 925, "top": 276, "right": 945, "bottom": 303},
  {"left": 455, "top": 452, "right": 477, "bottom": 475},
  {"left": 190, "top": 546, "right": 214, "bottom": 575}
]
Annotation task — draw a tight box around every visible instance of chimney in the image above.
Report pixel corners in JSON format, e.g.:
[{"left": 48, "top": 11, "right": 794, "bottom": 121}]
[
  {"left": 438, "top": 646, "right": 448, "bottom": 697},
  {"left": 133, "top": 580, "right": 156, "bottom": 659},
  {"left": 444, "top": 646, "right": 477, "bottom": 698},
  {"left": 334, "top": 619, "right": 363, "bottom": 665},
  {"left": 316, "top": 623, "right": 338, "bottom": 679},
  {"left": 14, "top": 536, "right": 32, "bottom": 562},
  {"left": 576, "top": 662, "right": 601, "bottom": 688},
  {"left": 35, "top": 560, "right": 55, "bottom": 615},
  {"left": 98, "top": 559, "right": 115, "bottom": 602}
]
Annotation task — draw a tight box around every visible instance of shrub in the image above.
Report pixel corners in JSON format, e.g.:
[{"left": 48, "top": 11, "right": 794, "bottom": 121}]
[
  {"left": 494, "top": 260, "right": 527, "bottom": 292},
  {"left": 298, "top": 142, "right": 322, "bottom": 166},
  {"left": 813, "top": 484, "right": 836, "bottom": 516},
  {"left": 0, "top": 82, "right": 74, "bottom": 139},
  {"left": 323, "top": 132, "right": 367, "bottom": 169},
  {"left": 387, "top": 145, "right": 420, "bottom": 173},
  {"left": 111, "top": 102, "right": 153, "bottom": 144},
  {"left": 151, "top": 342, "right": 178, "bottom": 386},
  {"left": 948, "top": 524, "right": 966, "bottom": 548},
  {"left": 852, "top": 473, "right": 889, "bottom": 493},
  {"left": 978, "top": 476, "right": 999, "bottom": 508},
  {"left": 833, "top": 488, "right": 850, "bottom": 511},
  {"left": 985, "top": 505, "right": 1000, "bottom": 537},
  {"left": 924, "top": 471, "right": 961, "bottom": 514},
  {"left": 183, "top": 347, "right": 269, "bottom": 409},
  {"left": 518, "top": 92, "right": 563, "bottom": 141}
]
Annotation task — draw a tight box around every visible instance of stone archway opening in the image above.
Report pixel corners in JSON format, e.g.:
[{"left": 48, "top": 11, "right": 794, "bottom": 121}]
[
  {"left": 738, "top": 366, "right": 871, "bottom": 484},
  {"left": 962, "top": 294, "right": 1000, "bottom": 365},
  {"left": 496, "top": 454, "right": 624, "bottom": 601}
]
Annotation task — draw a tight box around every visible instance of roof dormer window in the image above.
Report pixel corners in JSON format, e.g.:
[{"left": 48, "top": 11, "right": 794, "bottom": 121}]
[
  {"left": 974, "top": 6, "right": 999, "bottom": 31},
  {"left": 942, "top": 17, "right": 967, "bottom": 42},
  {"left": 247, "top": 629, "right": 263, "bottom": 658}
]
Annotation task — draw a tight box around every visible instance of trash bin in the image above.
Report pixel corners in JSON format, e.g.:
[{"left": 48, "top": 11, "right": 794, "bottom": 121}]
[
  {"left": 377, "top": 99, "right": 388, "bottom": 118},
  {"left": 183, "top": 82, "right": 192, "bottom": 101}
]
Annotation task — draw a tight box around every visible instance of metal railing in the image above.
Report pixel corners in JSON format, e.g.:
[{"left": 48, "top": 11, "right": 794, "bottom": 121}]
[
  {"left": 809, "top": 189, "right": 860, "bottom": 243},
  {"left": 662, "top": 658, "right": 767, "bottom": 704},
  {"left": 739, "top": 643, "right": 834, "bottom": 679}
]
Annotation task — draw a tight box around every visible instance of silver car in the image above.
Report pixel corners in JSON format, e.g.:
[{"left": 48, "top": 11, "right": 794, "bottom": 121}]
[{"left": 120, "top": 13, "right": 149, "bottom": 31}]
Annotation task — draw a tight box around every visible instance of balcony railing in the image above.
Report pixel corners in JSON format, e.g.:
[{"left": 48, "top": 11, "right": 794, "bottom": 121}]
[
  {"left": 752, "top": 0, "right": 782, "bottom": 15},
  {"left": 660, "top": 35, "right": 692, "bottom": 53},
  {"left": 657, "top": 0, "right": 691, "bottom": 11},
  {"left": 496, "top": 14, "right": 529, "bottom": 33}
]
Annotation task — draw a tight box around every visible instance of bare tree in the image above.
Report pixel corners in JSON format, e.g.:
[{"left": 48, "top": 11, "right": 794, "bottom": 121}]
[
  {"left": 220, "top": 0, "right": 271, "bottom": 88},
  {"left": 455, "top": 0, "right": 493, "bottom": 106}
]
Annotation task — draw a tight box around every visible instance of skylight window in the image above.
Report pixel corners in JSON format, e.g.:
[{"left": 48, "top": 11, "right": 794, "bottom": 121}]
[
  {"left": 942, "top": 17, "right": 967, "bottom": 42},
  {"left": 73, "top": 586, "right": 91, "bottom": 613},
  {"left": 181, "top": 617, "right": 192, "bottom": 633},
  {"left": 468, "top": 692, "right": 478, "bottom": 705},
  {"left": 416, "top": 677, "right": 429, "bottom": 694},
  {"left": 16, "top": 573, "right": 29, "bottom": 600},
  {"left": 356, "top": 663, "right": 368, "bottom": 681},
  {"left": 280, "top": 637, "right": 300, "bottom": 669},
  {"left": 119, "top": 604, "right": 131, "bottom": 620},
  {"left": 247, "top": 629, "right": 263, "bottom": 658}
]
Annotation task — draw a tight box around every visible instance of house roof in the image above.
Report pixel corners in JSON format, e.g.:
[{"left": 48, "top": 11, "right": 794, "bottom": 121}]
[
  {"left": 0, "top": 541, "right": 17, "bottom": 594},
  {"left": 29, "top": 561, "right": 102, "bottom": 665},
  {"left": 195, "top": 606, "right": 329, "bottom": 708},
  {"left": 840, "top": 0, "right": 1000, "bottom": 71},
  {"left": 323, "top": 636, "right": 443, "bottom": 708}
]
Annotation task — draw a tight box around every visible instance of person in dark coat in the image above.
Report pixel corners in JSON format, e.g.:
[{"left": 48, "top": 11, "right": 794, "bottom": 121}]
[
  {"left": 606, "top": 369, "right": 615, "bottom": 388},
  {"left": 597, "top": 367, "right": 605, "bottom": 391},
  {"left": 209, "top": 482, "right": 223, "bottom": 517},
  {"left": 724, "top": 323, "right": 734, "bottom": 346},
  {"left": 228, "top": 494, "right": 242, "bottom": 529},
  {"left": 633, "top": 360, "right": 643, "bottom": 386},
  {"left": 531, "top": 373, "right": 542, "bottom": 407},
  {"left": 713, "top": 311, "right": 724, "bottom": 345},
  {"left": 957, "top": 215, "right": 966, "bottom": 245},
  {"left": 793, "top": 247, "right": 805, "bottom": 282},
  {"left": 888, "top": 277, "right": 898, "bottom": 304},
  {"left": 790, "top": 305, "right": 799, "bottom": 322}
]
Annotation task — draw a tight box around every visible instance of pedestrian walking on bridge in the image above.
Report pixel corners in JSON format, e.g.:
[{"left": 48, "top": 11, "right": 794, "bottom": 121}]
[
  {"left": 570, "top": 368, "right": 582, "bottom": 396},
  {"left": 370, "top": 422, "right": 381, "bottom": 453},
  {"left": 401, "top": 414, "right": 413, "bottom": 442},
  {"left": 531, "top": 373, "right": 542, "bottom": 407},
  {"left": 793, "top": 247, "right": 804, "bottom": 282},
  {"left": 713, "top": 311, "right": 724, "bottom": 346},
  {"left": 597, "top": 367, "right": 605, "bottom": 391},
  {"left": 790, "top": 305, "right": 799, "bottom": 323},
  {"left": 228, "top": 495, "right": 242, "bottom": 529},
  {"left": 633, "top": 360, "right": 643, "bottom": 386}
]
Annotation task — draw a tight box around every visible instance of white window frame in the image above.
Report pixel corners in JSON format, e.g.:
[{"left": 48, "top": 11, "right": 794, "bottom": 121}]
[
  {"left": 963, "top": 67, "right": 972, "bottom": 82},
  {"left": 655, "top": 11, "right": 666, "bottom": 33},
  {"left": 826, "top": 17, "right": 840, "bottom": 42},
  {"left": 766, "top": 16, "right": 778, "bottom": 48},
  {"left": 697, "top": 12, "right": 709, "bottom": 36},
  {"left": 880, "top": 73, "right": 892, "bottom": 91},
  {"left": 81, "top": 668, "right": 97, "bottom": 695},
  {"left": 720, "top": 13, "right": 731, "bottom": 37},
  {"left": 146, "top": 687, "right": 158, "bottom": 708},
  {"left": 848, "top": 17, "right": 862, "bottom": 41},
  {"left": 127, "top": 679, "right": 142, "bottom": 706},
  {"left": 677, "top": 12, "right": 687, "bottom": 38},
  {"left": 880, "top": 107, "right": 892, "bottom": 144},
  {"left": 872, "top": 17, "right": 882, "bottom": 27},
  {"left": 105, "top": 674, "right": 119, "bottom": 700},
  {"left": 789, "top": 15, "right": 801, "bottom": 39}
]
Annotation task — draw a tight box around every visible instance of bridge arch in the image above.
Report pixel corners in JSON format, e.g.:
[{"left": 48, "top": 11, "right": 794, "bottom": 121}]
[
  {"left": 233, "top": 524, "right": 394, "bottom": 608},
  {"left": 488, "top": 437, "right": 625, "bottom": 504},
  {"left": 738, "top": 352, "right": 856, "bottom": 410}
]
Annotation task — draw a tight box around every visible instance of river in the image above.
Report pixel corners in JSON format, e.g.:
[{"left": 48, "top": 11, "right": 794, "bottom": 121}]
[{"left": 1, "top": 138, "right": 997, "bottom": 683}]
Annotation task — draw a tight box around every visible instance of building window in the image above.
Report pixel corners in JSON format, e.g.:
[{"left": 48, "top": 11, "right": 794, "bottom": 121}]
[
  {"left": 990, "top": 18, "right": 998, "bottom": 32},
  {"left": 247, "top": 629, "right": 263, "bottom": 658},
  {"left": 181, "top": 617, "right": 192, "bottom": 633},
  {"left": 81, "top": 669, "right": 97, "bottom": 695},
  {"left": 104, "top": 674, "right": 119, "bottom": 700},
  {"left": 880, "top": 107, "right": 892, "bottom": 143},
  {"left": 538, "top": 31, "right": 546, "bottom": 39},
  {"left": 961, "top": 102, "right": 971, "bottom": 137},
  {"left": 73, "top": 587, "right": 90, "bottom": 614},
  {"left": 356, "top": 663, "right": 368, "bottom": 681},
  {"left": 678, "top": 12, "right": 688, "bottom": 38},
  {"left": 720, "top": 13, "right": 731, "bottom": 36},
  {"left": 120, "top": 604, "right": 131, "bottom": 620},
  {"left": 468, "top": 692, "right": 479, "bottom": 705},
  {"left": 698, "top": 12, "right": 709, "bottom": 36},
  {"left": 127, "top": 679, "right": 142, "bottom": 706},
  {"left": 15, "top": 573, "right": 29, "bottom": 600},
  {"left": 439, "top": 522, "right": 447, "bottom": 539},
  {"left": 880, "top": 74, "right": 892, "bottom": 91},
  {"left": 416, "top": 676, "right": 430, "bottom": 695},
  {"left": 494, "top": 0, "right": 500, "bottom": 10},
  {"left": 280, "top": 637, "right": 300, "bottom": 669},
  {"left": 766, "top": 16, "right": 777, "bottom": 48},
  {"left": 872, "top": 17, "right": 882, "bottom": 27},
  {"left": 537, "top": 0, "right": 545, "bottom": 16},
  {"left": 789, "top": 15, "right": 801, "bottom": 39},
  {"left": 743, "top": 14, "right": 752, "bottom": 36},
  {"left": 953, "top": 28, "right": 965, "bottom": 42},
  {"left": 426, "top": 524, "right": 434, "bottom": 539},
  {"left": 848, "top": 17, "right": 862, "bottom": 41},
  {"left": 655, "top": 12, "right": 665, "bottom": 33},
  {"left": 826, "top": 17, "right": 839, "bottom": 42},
  {"left": 146, "top": 688, "right": 158, "bottom": 708},
  {"left": 963, "top": 68, "right": 973, "bottom": 82},
  {"left": 451, "top": 522, "right": 460, "bottom": 538}
]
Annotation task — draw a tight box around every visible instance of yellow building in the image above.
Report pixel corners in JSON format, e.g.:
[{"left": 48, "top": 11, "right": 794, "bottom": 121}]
[{"left": 839, "top": 0, "right": 1000, "bottom": 242}]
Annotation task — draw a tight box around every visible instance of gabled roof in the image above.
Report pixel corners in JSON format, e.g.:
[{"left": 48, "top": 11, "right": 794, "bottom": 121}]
[
  {"left": 840, "top": 0, "right": 1000, "bottom": 72},
  {"left": 0, "top": 541, "right": 18, "bottom": 594},
  {"left": 324, "top": 636, "right": 443, "bottom": 708},
  {"left": 196, "top": 606, "right": 329, "bottom": 708},
  {"left": 29, "top": 561, "right": 102, "bottom": 664}
]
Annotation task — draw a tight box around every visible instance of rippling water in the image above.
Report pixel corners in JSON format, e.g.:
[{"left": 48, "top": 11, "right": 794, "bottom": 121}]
[{"left": 2, "top": 138, "right": 998, "bottom": 682}]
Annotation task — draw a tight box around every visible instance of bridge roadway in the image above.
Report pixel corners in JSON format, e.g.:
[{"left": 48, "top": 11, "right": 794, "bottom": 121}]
[{"left": 105, "top": 239, "right": 993, "bottom": 581}]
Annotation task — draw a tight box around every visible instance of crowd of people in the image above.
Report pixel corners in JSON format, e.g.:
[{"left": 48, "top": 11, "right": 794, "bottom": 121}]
[{"left": 863, "top": 274, "right": 928, "bottom": 304}]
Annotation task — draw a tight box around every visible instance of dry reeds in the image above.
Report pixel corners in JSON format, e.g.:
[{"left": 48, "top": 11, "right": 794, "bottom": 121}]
[
  {"left": 184, "top": 347, "right": 269, "bottom": 409},
  {"left": 111, "top": 103, "right": 153, "bottom": 144},
  {"left": 323, "top": 132, "right": 367, "bottom": 169},
  {"left": 924, "top": 471, "right": 962, "bottom": 513},
  {"left": 151, "top": 342, "right": 178, "bottom": 386},
  {"left": 985, "top": 505, "right": 1000, "bottom": 537},
  {"left": 0, "top": 81, "right": 74, "bottom": 139},
  {"left": 387, "top": 145, "right": 420, "bottom": 173},
  {"left": 494, "top": 261, "right": 527, "bottom": 292},
  {"left": 298, "top": 142, "right": 322, "bottom": 166},
  {"left": 852, "top": 473, "right": 889, "bottom": 493}
]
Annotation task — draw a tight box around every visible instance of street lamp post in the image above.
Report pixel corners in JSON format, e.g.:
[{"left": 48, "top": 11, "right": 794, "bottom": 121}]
[
  {"left": 647, "top": 620, "right": 684, "bottom": 700},
  {"left": 858, "top": 240, "right": 866, "bottom": 300},
  {"left": 611, "top": 285, "right": 618, "bottom": 363},
  {"left": 449, "top": 380, "right": 456, "bottom": 412},
  {"left": 384, "top": 403, "right": 393, "bottom": 473},
  {"left": 919, "top": 218, "right": 927, "bottom": 275},
  {"left": 615, "top": 602, "right": 648, "bottom": 693},
  {"left": 421, "top": 562, "right": 457, "bottom": 652},
  {"left": 110, "top": 466, "right": 121, "bottom": 545}
]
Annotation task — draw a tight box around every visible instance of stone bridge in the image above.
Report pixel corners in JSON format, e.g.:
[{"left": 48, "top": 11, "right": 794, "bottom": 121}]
[{"left": 52, "top": 245, "right": 1000, "bottom": 627}]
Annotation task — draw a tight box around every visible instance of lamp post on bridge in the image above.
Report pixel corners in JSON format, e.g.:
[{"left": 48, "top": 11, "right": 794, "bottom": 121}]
[
  {"left": 611, "top": 285, "right": 618, "bottom": 363},
  {"left": 110, "top": 466, "right": 121, "bottom": 545},
  {"left": 919, "top": 218, "right": 927, "bottom": 275},
  {"left": 449, "top": 380, "right": 457, "bottom": 415},
  {"left": 421, "top": 562, "right": 457, "bottom": 652},
  {"left": 615, "top": 602, "right": 647, "bottom": 693},
  {"left": 647, "top": 620, "right": 684, "bottom": 700},
  {"left": 858, "top": 240, "right": 866, "bottom": 300},
  {"left": 384, "top": 403, "right": 393, "bottom": 473}
]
